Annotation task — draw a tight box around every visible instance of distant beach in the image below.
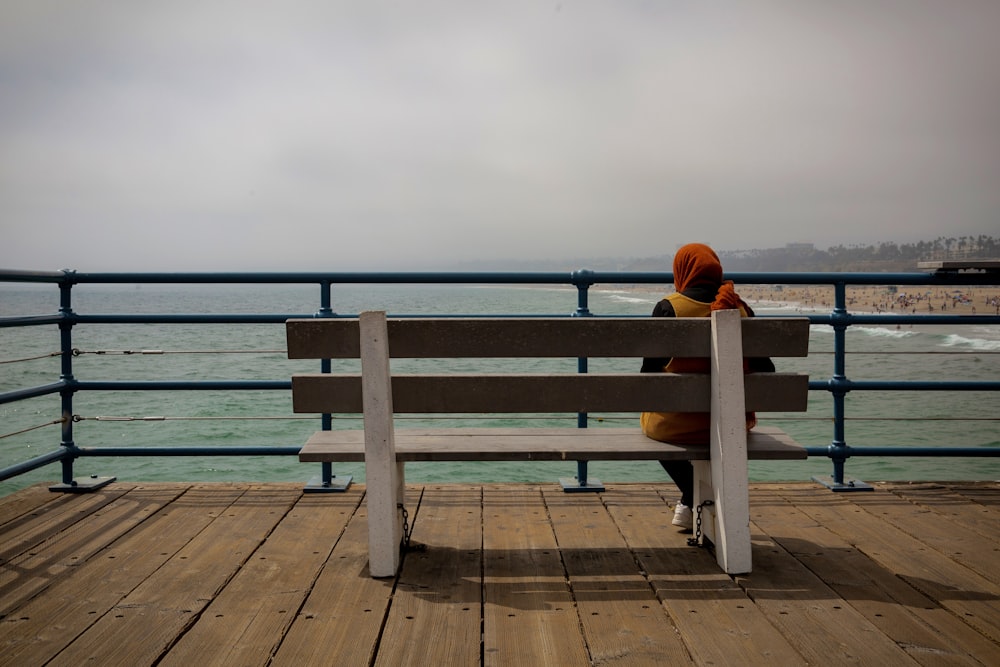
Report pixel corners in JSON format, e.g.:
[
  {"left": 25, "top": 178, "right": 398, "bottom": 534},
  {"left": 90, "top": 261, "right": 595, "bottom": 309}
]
[
  {"left": 738, "top": 284, "right": 1000, "bottom": 316},
  {"left": 613, "top": 283, "right": 1000, "bottom": 317}
]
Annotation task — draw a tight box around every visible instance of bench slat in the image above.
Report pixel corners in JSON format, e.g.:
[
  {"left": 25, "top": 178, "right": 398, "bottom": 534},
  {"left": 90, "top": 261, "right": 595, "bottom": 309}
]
[
  {"left": 286, "top": 317, "right": 810, "bottom": 360},
  {"left": 299, "top": 426, "right": 807, "bottom": 462},
  {"left": 290, "top": 372, "right": 808, "bottom": 414}
]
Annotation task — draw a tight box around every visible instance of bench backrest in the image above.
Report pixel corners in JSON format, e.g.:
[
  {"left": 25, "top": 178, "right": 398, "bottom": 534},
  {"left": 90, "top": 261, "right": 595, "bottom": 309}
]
[{"left": 287, "top": 313, "right": 810, "bottom": 415}]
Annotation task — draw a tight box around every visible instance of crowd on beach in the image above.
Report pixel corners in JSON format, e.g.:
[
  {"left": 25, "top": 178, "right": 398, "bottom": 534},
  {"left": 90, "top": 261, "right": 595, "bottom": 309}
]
[
  {"left": 734, "top": 285, "right": 1000, "bottom": 316},
  {"left": 617, "top": 282, "right": 1000, "bottom": 317}
]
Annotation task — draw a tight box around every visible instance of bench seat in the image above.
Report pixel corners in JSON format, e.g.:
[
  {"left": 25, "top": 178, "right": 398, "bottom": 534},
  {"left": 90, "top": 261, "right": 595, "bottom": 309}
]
[
  {"left": 300, "top": 426, "right": 807, "bottom": 462},
  {"left": 288, "top": 310, "right": 811, "bottom": 577}
]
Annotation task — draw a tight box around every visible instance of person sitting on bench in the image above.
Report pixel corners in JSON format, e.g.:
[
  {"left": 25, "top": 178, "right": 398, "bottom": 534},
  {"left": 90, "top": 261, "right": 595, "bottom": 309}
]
[{"left": 640, "top": 243, "right": 775, "bottom": 530}]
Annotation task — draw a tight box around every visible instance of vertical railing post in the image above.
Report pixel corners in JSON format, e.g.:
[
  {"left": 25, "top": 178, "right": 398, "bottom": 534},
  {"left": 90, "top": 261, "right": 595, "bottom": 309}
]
[
  {"left": 51, "top": 271, "right": 115, "bottom": 492},
  {"left": 57, "top": 276, "right": 76, "bottom": 486},
  {"left": 562, "top": 270, "right": 603, "bottom": 491},
  {"left": 813, "top": 280, "right": 871, "bottom": 491},
  {"left": 830, "top": 281, "right": 849, "bottom": 484},
  {"left": 304, "top": 279, "right": 351, "bottom": 492}
]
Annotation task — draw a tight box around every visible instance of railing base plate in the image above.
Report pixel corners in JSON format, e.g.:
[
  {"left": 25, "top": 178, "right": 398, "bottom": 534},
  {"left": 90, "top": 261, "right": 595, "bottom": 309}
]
[
  {"left": 812, "top": 475, "right": 874, "bottom": 492},
  {"left": 560, "top": 476, "right": 605, "bottom": 493},
  {"left": 304, "top": 474, "right": 353, "bottom": 493},
  {"left": 49, "top": 476, "right": 117, "bottom": 493}
]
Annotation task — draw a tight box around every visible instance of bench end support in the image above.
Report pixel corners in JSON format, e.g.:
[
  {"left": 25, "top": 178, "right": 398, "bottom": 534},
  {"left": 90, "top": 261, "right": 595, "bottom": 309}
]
[
  {"left": 303, "top": 474, "right": 353, "bottom": 493},
  {"left": 812, "top": 475, "right": 874, "bottom": 492},
  {"left": 559, "top": 476, "right": 605, "bottom": 492},
  {"left": 360, "top": 311, "right": 405, "bottom": 578}
]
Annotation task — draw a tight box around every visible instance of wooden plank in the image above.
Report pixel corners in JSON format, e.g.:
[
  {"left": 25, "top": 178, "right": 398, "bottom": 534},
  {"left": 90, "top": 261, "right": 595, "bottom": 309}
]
[
  {"left": 288, "top": 318, "right": 711, "bottom": 359},
  {"left": 0, "top": 484, "right": 135, "bottom": 565},
  {"left": 744, "top": 372, "right": 810, "bottom": 411},
  {"left": 0, "top": 484, "right": 184, "bottom": 618},
  {"left": 741, "top": 489, "right": 932, "bottom": 665},
  {"left": 159, "top": 490, "right": 364, "bottom": 667},
  {"left": 0, "top": 485, "right": 241, "bottom": 667},
  {"left": 851, "top": 485, "right": 1000, "bottom": 587},
  {"left": 542, "top": 489, "right": 693, "bottom": 664},
  {"left": 374, "top": 486, "right": 482, "bottom": 666},
  {"left": 703, "top": 308, "right": 752, "bottom": 574},
  {"left": 292, "top": 373, "right": 710, "bottom": 414},
  {"left": 751, "top": 484, "right": 1000, "bottom": 666},
  {"left": 291, "top": 372, "right": 808, "bottom": 414},
  {"left": 300, "top": 426, "right": 808, "bottom": 463},
  {"left": 6, "top": 482, "right": 1000, "bottom": 665},
  {"left": 359, "top": 310, "right": 404, "bottom": 578},
  {"left": 0, "top": 482, "right": 61, "bottom": 527},
  {"left": 879, "top": 483, "right": 1000, "bottom": 546},
  {"left": 787, "top": 485, "right": 1000, "bottom": 645},
  {"left": 603, "top": 486, "right": 809, "bottom": 665},
  {"left": 45, "top": 486, "right": 301, "bottom": 667},
  {"left": 741, "top": 316, "right": 810, "bottom": 357},
  {"left": 482, "top": 486, "right": 591, "bottom": 665},
  {"left": 272, "top": 493, "right": 397, "bottom": 665},
  {"left": 949, "top": 482, "right": 1000, "bottom": 509},
  {"left": 286, "top": 317, "right": 810, "bottom": 360}
]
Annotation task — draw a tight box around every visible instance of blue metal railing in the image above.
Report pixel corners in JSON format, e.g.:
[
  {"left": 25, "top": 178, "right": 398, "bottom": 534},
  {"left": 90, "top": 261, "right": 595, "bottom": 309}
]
[{"left": 1, "top": 268, "right": 998, "bottom": 492}]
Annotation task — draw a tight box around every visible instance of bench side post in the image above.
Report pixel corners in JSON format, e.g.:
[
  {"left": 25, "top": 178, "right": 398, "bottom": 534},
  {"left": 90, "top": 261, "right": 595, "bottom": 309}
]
[
  {"left": 697, "top": 308, "right": 752, "bottom": 574},
  {"left": 359, "top": 311, "right": 404, "bottom": 577}
]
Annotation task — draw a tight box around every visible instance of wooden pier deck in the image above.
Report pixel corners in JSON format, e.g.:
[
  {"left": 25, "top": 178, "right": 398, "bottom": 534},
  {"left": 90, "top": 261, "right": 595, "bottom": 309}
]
[{"left": 1, "top": 481, "right": 999, "bottom": 665}]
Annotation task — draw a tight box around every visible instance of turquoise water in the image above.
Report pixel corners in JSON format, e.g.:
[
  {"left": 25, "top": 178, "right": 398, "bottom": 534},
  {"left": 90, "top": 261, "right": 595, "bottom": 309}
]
[{"left": 1, "top": 283, "right": 998, "bottom": 496}]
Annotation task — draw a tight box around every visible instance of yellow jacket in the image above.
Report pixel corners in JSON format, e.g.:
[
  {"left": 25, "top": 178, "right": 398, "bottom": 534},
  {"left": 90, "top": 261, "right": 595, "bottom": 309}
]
[{"left": 640, "top": 293, "right": 756, "bottom": 444}]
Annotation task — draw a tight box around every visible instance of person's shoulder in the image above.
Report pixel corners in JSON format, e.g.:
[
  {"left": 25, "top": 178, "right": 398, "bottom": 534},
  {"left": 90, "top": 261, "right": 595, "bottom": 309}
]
[{"left": 652, "top": 298, "right": 676, "bottom": 318}]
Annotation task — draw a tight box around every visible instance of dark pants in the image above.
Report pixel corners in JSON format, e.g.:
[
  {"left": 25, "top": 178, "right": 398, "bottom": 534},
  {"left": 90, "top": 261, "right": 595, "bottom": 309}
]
[{"left": 660, "top": 460, "right": 693, "bottom": 507}]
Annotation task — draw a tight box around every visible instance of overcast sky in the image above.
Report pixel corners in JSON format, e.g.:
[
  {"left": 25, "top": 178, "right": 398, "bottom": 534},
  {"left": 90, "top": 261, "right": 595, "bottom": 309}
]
[{"left": 2, "top": 2, "right": 998, "bottom": 271}]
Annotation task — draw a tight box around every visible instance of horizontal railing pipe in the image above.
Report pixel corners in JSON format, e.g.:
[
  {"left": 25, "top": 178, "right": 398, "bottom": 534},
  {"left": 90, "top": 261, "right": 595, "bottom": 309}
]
[
  {"left": 0, "top": 381, "right": 68, "bottom": 405},
  {"left": 71, "top": 380, "right": 291, "bottom": 392},
  {"left": 0, "top": 449, "right": 69, "bottom": 482},
  {"left": 2, "top": 266, "right": 998, "bottom": 489},
  {"left": 70, "top": 314, "right": 316, "bottom": 325},
  {"left": 842, "top": 380, "right": 1000, "bottom": 392},
  {"left": 805, "top": 446, "right": 999, "bottom": 458},
  {"left": 0, "top": 314, "right": 66, "bottom": 328},
  {"left": 38, "top": 269, "right": 998, "bottom": 288},
  {"left": 75, "top": 446, "right": 301, "bottom": 457}
]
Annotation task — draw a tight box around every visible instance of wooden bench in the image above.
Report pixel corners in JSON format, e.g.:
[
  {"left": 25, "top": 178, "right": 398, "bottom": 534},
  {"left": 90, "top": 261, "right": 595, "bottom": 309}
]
[{"left": 287, "top": 310, "right": 810, "bottom": 577}]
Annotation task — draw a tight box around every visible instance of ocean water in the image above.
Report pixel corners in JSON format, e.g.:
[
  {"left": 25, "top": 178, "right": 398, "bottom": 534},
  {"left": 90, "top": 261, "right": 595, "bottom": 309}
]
[{"left": 1, "top": 283, "right": 998, "bottom": 496}]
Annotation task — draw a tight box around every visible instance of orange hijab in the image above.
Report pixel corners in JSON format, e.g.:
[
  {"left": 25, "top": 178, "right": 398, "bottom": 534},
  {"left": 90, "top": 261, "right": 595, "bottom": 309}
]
[{"left": 672, "top": 243, "right": 746, "bottom": 311}]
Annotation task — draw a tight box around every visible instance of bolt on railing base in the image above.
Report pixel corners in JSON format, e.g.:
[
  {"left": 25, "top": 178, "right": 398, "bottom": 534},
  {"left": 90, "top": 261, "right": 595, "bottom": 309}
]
[
  {"left": 50, "top": 475, "right": 117, "bottom": 493},
  {"left": 559, "top": 476, "right": 605, "bottom": 492},
  {"left": 812, "top": 475, "right": 874, "bottom": 492},
  {"left": 303, "top": 474, "right": 353, "bottom": 493}
]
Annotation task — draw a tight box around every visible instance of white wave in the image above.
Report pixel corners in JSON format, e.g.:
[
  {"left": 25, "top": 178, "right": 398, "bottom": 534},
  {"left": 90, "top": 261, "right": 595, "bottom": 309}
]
[
  {"left": 806, "top": 323, "right": 918, "bottom": 338},
  {"left": 852, "top": 326, "right": 919, "bottom": 339},
  {"left": 939, "top": 334, "right": 1000, "bottom": 351},
  {"left": 603, "top": 293, "right": 656, "bottom": 305}
]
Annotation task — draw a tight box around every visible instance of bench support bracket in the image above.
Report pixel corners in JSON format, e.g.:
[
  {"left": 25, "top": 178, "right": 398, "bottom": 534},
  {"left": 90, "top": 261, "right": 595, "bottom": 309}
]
[
  {"left": 304, "top": 474, "right": 353, "bottom": 493},
  {"left": 812, "top": 475, "right": 874, "bottom": 492},
  {"left": 559, "top": 476, "right": 605, "bottom": 492},
  {"left": 50, "top": 475, "right": 117, "bottom": 493}
]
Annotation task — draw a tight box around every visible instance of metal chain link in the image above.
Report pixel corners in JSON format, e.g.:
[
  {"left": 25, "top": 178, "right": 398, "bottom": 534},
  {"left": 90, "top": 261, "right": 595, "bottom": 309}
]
[
  {"left": 398, "top": 503, "right": 412, "bottom": 549},
  {"left": 687, "top": 500, "right": 715, "bottom": 548}
]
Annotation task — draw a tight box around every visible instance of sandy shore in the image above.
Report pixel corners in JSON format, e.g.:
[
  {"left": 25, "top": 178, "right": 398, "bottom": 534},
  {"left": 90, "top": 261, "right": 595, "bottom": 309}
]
[
  {"left": 620, "top": 284, "right": 1000, "bottom": 316},
  {"left": 738, "top": 284, "right": 1000, "bottom": 316}
]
